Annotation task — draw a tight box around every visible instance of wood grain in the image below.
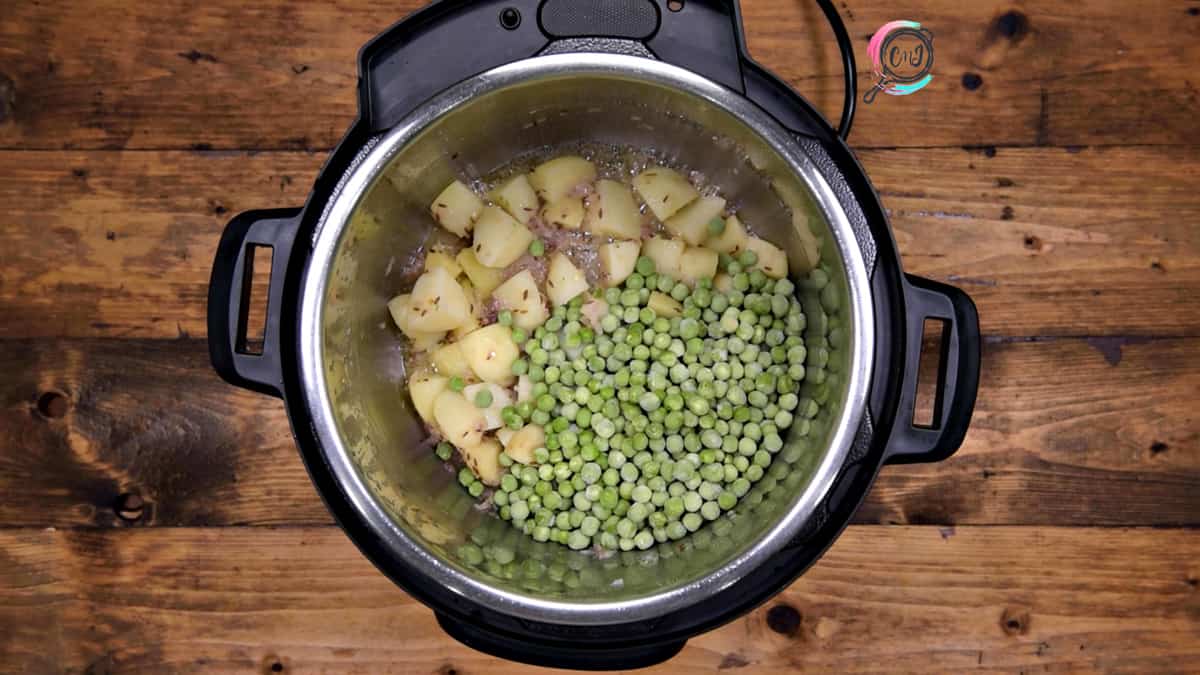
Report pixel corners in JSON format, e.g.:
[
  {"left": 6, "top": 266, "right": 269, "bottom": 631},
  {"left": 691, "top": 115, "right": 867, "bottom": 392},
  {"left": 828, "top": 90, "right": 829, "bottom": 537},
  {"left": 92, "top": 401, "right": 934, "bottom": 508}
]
[
  {"left": 2, "top": 526, "right": 1197, "bottom": 673},
  {"left": 3, "top": 336, "right": 1195, "bottom": 529},
  {"left": 1, "top": 0, "right": 1197, "bottom": 151},
  {"left": 3, "top": 145, "right": 1196, "bottom": 340}
]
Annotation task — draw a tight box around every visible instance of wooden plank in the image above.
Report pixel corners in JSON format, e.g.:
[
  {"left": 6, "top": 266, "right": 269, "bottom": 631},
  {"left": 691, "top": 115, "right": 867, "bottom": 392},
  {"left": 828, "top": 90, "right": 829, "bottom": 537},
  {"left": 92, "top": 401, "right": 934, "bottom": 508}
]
[
  {"left": 1, "top": 1, "right": 1197, "bottom": 151},
  {"left": 3, "top": 336, "right": 1196, "bottom": 529},
  {"left": 1, "top": 526, "right": 1197, "bottom": 673},
  {"left": 2, "top": 145, "right": 1196, "bottom": 340}
]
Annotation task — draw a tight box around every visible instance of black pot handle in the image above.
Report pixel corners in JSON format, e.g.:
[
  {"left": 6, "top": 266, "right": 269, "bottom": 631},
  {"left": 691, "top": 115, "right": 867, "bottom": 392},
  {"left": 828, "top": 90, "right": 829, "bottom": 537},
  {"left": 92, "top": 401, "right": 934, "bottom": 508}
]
[
  {"left": 436, "top": 613, "right": 686, "bottom": 670},
  {"left": 207, "top": 208, "right": 303, "bottom": 398},
  {"left": 883, "top": 274, "right": 981, "bottom": 464}
]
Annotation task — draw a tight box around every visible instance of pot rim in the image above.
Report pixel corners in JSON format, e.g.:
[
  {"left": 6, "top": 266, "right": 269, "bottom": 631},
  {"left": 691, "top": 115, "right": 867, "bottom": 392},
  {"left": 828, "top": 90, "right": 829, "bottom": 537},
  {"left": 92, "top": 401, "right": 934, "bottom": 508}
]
[{"left": 297, "top": 52, "right": 875, "bottom": 626}]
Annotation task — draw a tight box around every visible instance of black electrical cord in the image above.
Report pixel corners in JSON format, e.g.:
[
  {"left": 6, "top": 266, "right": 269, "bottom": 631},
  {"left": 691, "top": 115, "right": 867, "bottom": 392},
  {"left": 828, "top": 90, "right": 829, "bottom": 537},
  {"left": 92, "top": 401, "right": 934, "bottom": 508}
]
[{"left": 814, "top": 0, "right": 857, "bottom": 141}]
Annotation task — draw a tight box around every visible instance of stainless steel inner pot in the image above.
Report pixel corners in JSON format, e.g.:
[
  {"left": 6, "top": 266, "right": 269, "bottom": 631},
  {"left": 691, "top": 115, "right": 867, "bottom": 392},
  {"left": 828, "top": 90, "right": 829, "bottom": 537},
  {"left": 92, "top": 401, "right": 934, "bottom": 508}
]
[{"left": 298, "top": 53, "right": 874, "bottom": 625}]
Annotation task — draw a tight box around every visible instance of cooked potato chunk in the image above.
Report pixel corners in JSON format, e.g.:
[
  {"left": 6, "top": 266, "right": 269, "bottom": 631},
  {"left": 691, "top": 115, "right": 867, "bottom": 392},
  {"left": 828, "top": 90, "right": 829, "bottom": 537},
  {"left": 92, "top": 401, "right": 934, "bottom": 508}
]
[
  {"left": 409, "top": 331, "right": 446, "bottom": 352},
  {"left": 459, "top": 437, "right": 503, "bottom": 486},
  {"left": 450, "top": 279, "right": 483, "bottom": 341},
  {"left": 463, "top": 383, "right": 513, "bottom": 430},
  {"left": 430, "top": 180, "right": 484, "bottom": 238},
  {"left": 408, "top": 266, "right": 473, "bottom": 332},
  {"left": 515, "top": 374, "right": 533, "bottom": 402},
  {"left": 599, "top": 240, "right": 640, "bottom": 287},
  {"left": 647, "top": 292, "right": 682, "bottom": 318},
  {"left": 541, "top": 195, "right": 585, "bottom": 230},
  {"left": 706, "top": 213, "right": 750, "bottom": 254},
  {"left": 791, "top": 211, "right": 822, "bottom": 274},
  {"left": 472, "top": 206, "right": 535, "bottom": 268},
  {"left": 505, "top": 424, "right": 545, "bottom": 464},
  {"left": 456, "top": 248, "right": 504, "bottom": 296},
  {"left": 678, "top": 247, "right": 719, "bottom": 285},
  {"left": 546, "top": 253, "right": 589, "bottom": 306},
  {"left": 713, "top": 273, "right": 733, "bottom": 293},
  {"left": 492, "top": 270, "right": 549, "bottom": 331},
  {"left": 744, "top": 236, "right": 789, "bottom": 279},
  {"left": 632, "top": 166, "right": 699, "bottom": 221},
  {"left": 434, "top": 390, "right": 486, "bottom": 448},
  {"left": 387, "top": 294, "right": 448, "bottom": 348},
  {"left": 529, "top": 156, "right": 597, "bottom": 204},
  {"left": 664, "top": 195, "right": 725, "bottom": 246},
  {"left": 424, "top": 250, "right": 462, "bottom": 278},
  {"left": 585, "top": 179, "right": 642, "bottom": 239},
  {"left": 490, "top": 174, "right": 539, "bottom": 224},
  {"left": 408, "top": 372, "right": 447, "bottom": 426},
  {"left": 642, "top": 237, "right": 684, "bottom": 279},
  {"left": 459, "top": 324, "right": 519, "bottom": 385},
  {"left": 432, "top": 342, "right": 473, "bottom": 378}
]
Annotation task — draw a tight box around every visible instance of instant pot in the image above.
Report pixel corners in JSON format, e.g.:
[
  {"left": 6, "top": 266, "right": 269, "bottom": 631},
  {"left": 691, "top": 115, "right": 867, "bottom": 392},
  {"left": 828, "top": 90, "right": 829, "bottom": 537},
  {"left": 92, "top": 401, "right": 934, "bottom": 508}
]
[{"left": 208, "top": 0, "right": 980, "bottom": 668}]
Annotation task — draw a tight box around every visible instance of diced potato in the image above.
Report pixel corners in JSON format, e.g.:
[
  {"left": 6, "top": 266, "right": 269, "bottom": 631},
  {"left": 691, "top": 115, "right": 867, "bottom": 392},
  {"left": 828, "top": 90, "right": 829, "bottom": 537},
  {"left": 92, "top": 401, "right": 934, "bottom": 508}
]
[
  {"left": 424, "top": 250, "right": 462, "bottom": 278},
  {"left": 459, "top": 437, "right": 503, "bottom": 486},
  {"left": 463, "top": 383, "right": 513, "bottom": 430},
  {"left": 706, "top": 213, "right": 749, "bottom": 254},
  {"left": 456, "top": 248, "right": 504, "bottom": 296},
  {"left": 387, "top": 294, "right": 448, "bottom": 348},
  {"left": 713, "top": 273, "right": 733, "bottom": 293},
  {"left": 489, "top": 174, "right": 539, "bottom": 224},
  {"left": 529, "top": 156, "right": 597, "bottom": 204},
  {"left": 408, "top": 372, "right": 447, "bottom": 426},
  {"left": 434, "top": 390, "right": 486, "bottom": 448},
  {"left": 505, "top": 424, "right": 545, "bottom": 465},
  {"left": 492, "top": 270, "right": 549, "bottom": 331},
  {"left": 632, "top": 166, "right": 699, "bottom": 221},
  {"left": 546, "top": 253, "right": 589, "bottom": 307},
  {"left": 430, "top": 180, "right": 484, "bottom": 238},
  {"left": 432, "top": 342, "right": 473, "bottom": 379},
  {"left": 496, "top": 428, "right": 515, "bottom": 447},
  {"left": 472, "top": 206, "right": 534, "bottom": 268},
  {"left": 647, "top": 292, "right": 682, "bottom": 318},
  {"left": 585, "top": 179, "right": 642, "bottom": 239},
  {"left": 459, "top": 324, "right": 519, "bottom": 385},
  {"left": 791, "top": 211, "right": 822, "bottom": 274},
  {"left": 515, "top": 375, "right": 533, "bottom": 402},
  {"left": 599, "top": 240, "right": 640, "bottom": 287},
  {"left": 541, "top": 196, "right": 585, "bottom": 230},
  {"left": 678, "top": 247, "right": 719, "bottom": 285},
  {"left": 408, "top": 267, "right": 473, "bottom": 332},
  {"left": 580, "top": 297, "right": 609, "bottom": 329},
  {"left": 664, "top": 196, "right": 726, "bottom": 246},
  {"left": 744, "top": 236, "right": 789, "bottom": 279},
  {"left": 450, "top": 279, "right": 482, "bottom": 341},
  {"left": 642, "top": 237, "right": 684, "bottom": 279}
]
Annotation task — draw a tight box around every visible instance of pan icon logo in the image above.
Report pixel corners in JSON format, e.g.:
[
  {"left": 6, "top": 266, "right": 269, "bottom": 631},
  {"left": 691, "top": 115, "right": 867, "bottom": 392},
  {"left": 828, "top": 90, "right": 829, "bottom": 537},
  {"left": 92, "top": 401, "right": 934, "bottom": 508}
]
[{"left": 864, "top": 21, "right": 934, "bottom": 104}]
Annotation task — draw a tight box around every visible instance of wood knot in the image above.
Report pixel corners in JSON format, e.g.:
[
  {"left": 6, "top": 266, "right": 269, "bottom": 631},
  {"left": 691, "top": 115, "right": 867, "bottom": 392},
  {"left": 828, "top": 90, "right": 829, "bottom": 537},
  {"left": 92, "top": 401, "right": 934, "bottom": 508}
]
[
  {"left": 1001, "top": 206, "right": 1015, "bottom": 221},
  {"left": 1000, "top": 607, "right": 1030, "bottom": 636},
  {"left": 0, "top": 72, "right": 14, "bottom": 125},
  {"left": 1023, "top": 234, "right": 1042, "bottom": 251},
  {"left": 115, "top": 492, "right": 146, "bottom": 523},
  {"left": 1150, "top": 441, "right": 1169, "bottom": 455},
  {"left": 261, "top": 656, "right": 286, "bottom": 674},
  {"left": 991, "top": 11, "right": 1030, "bottom": 42},
  {"left": 36, "top": 391, "right": 69, "bottom": 419},
  {"left": 766, "top": 604, "right": 802, "bottom": 637},
  {"left": 961, "top": 72, "right": 983, "bottom": 91},
  {"left": 436, "top": 665, "right": 459, "bottom": 675}
]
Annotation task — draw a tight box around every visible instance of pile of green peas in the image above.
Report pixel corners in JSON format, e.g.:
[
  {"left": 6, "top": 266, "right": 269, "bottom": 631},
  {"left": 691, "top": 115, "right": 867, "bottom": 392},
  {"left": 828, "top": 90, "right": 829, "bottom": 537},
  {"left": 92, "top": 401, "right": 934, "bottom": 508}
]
[{"left": 452, "top": 250, "right": 815, "bottom": 552}]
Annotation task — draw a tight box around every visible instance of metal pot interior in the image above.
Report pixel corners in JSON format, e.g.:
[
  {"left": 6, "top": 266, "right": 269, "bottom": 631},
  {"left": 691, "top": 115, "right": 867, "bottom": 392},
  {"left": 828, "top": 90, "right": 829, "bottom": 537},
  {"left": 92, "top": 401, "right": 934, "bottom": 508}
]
[{"left": 304, "top": 54, "right": 869, "bottom": 623}]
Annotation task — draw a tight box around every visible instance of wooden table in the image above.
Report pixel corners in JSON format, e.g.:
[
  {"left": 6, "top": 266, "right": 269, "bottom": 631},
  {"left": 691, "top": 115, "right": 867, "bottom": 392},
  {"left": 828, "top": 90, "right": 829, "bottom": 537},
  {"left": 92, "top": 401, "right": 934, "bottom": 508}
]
[{"left": 2, "top": 1, "right": 1197, "bottom": 672}]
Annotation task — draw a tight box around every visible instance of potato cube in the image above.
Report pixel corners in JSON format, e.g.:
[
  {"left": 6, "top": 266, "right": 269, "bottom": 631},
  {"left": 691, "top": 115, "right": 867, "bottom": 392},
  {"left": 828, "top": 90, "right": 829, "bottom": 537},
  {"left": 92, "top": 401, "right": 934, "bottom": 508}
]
[
  {"left": 408, "top": 266, "right": 473, "bottom": 332},
  {"left": 472, "top": 206, "right": 534, "bottom": 268},
  {"left": 647, "top": 292, "right": 682, "bottom": 318},
  {"left": 791, "top": 211, "right": 822, "bottom": 274},
  {"left": 599, "top": 240, "right": 640, "bottom": 287},
  {"left": 459, "top": 437, "right": 503, "bottom": 486},
  {"left": 450, "top": 279, "right": 483, "bottom": 341},
  {"left": 542, "top": 196, "right": 585, "bottom": 230},
  {"left": 504, "top": 424, "right": 546, "bottom": 465},
  {"left": 744, "top": 236, "right": 789, "bottom": 279},
  {"left": 678, "top": 247, "right": 719, "bottom": 285},
  {"left": 408, "top": 372, "right": 447, "bottom": 426},
  {"left": 585, "top": 179, "right": 642, "bottom": 239},
  {"left": 424, "top": 250, "right": 462, "bottom": 278},
  {"left": 492, "top": 270, "right": 549, "bottom": 331},
  {"left": 430, "top": 180, "right": 484, "bottom": 238},
  {"left": 529, "top": 156, "right": 597, "bottom": 204},
  {"left": 456, "top": 248, "right": 504, "bottom": 296},
  {"left": 642, "top": 237, "right": 684, "bottom": 280},
  {"left": 490, "top": 174, "right": 539, "bottom": 224},
  {"left": 432, "top": 342, "right": 473, "bottom": 379},
  {"left": 387, "top": 294, "right": 448, "bottom": 348},
  {"left": 632, "top": 166, "right": 699, "bottom": 221},
  {"left": 459, "top": 324, "right": 519, "bottom": 385},
  {"left": 434, "top": 390, "right": 486, "bottom": 448},
  {"left": 706, "top": 213, "right": 750, "bottom": 254},
  {"left": 463, "top": 383, "right": 514, "bottom": 430},
  {"left": 546, "top": 253, "right": 589, "bottom": 306},
  {"left": 713, "top": 273, "right": 733, "bottom": 293},
  {"left": 664, "top": 195, "right": 725, "bottom": 246}
]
